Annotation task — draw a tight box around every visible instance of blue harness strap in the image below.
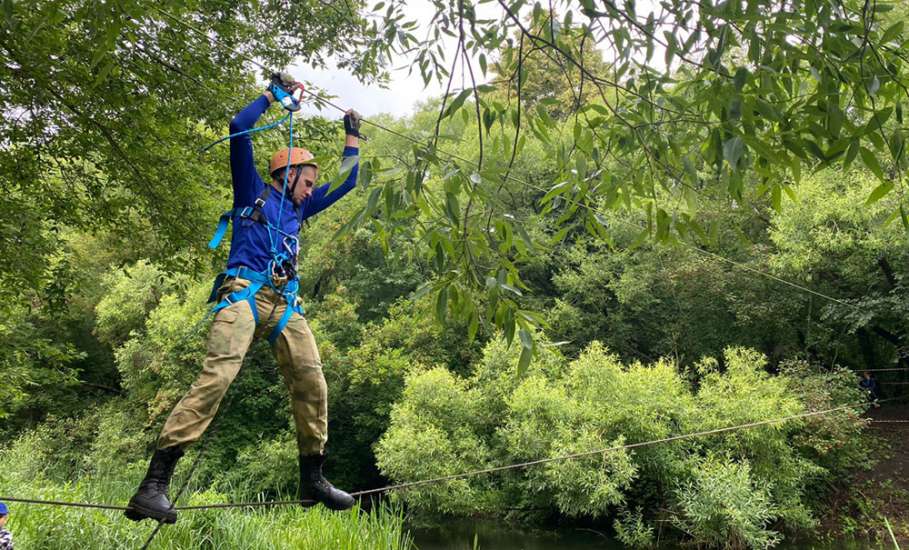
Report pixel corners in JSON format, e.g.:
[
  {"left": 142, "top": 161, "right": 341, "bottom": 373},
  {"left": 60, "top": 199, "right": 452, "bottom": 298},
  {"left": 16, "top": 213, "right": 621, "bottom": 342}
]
[
  {"left": 208, "top": 210, "right": 234, "bottom": 250},
  {"left": 209, "top": 266, "right": 305, "bottom": 344},
  {"left": 211, "top": 266, "right": 270, "bottom": 325},
  {"left": 209, "top": 206, "right": 258, "bottom": 250},
  {"left": 268, "top": 279, "right": 303, "bottom": 345}
]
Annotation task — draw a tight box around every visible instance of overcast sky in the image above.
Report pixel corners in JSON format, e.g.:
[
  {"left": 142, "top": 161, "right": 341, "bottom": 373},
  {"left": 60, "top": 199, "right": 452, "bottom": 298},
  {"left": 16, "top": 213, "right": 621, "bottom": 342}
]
[
  {"left": 291, "top": 2, "right": 504, "bottom": 119},
  {"left": 294, "top": 62, "right": 447, "bottom": 118},
  {"left": 289, "top": 1, "right": 667, "bottom": 119}
]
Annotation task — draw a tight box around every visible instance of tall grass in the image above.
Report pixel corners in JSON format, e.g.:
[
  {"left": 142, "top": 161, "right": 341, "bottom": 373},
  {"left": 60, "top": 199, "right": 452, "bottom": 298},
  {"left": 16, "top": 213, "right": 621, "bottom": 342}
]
[
  {"left": 2, "top": 487, "right": 411, "bottom": 549},
  {"left": 0, "top": 435, "right": 412, "bottom": 549}
]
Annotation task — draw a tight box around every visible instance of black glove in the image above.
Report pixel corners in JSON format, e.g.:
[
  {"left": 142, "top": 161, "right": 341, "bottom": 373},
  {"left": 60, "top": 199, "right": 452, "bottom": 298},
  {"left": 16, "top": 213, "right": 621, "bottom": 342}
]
[{"left": 343, "top": 110, "right": 361, "bottom": 137}]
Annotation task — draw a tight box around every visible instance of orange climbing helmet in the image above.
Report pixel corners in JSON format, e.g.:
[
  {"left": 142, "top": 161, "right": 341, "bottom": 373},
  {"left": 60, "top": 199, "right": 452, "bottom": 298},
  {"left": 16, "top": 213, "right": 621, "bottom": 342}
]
[{"left": 269, "top": 147, "right": 318, "bottom": 178}]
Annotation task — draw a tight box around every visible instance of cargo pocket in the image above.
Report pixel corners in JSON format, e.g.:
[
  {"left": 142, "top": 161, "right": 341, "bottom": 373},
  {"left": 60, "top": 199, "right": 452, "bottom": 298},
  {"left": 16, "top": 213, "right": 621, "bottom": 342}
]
[{"left": 208, "top": 306, "right": 241, "bottom": 355}]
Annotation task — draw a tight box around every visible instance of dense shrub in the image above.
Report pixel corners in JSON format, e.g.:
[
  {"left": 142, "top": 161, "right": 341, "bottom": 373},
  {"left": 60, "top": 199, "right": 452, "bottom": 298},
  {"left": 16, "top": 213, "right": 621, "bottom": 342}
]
[
  {"left": 672, "top": 456, "right": 781, "bottom": 549},
  {"left": 376, "top": 337, "right": 869, "bottom": 548}
]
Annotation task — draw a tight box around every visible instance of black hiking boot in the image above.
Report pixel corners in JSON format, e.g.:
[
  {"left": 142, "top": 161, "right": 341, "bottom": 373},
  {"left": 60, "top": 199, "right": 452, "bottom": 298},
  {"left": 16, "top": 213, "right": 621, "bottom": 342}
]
[
  {"left": 125, "top": 446, "right": 184, "bottom": 523},
  {"left": 299, "top": 453, "right": 355, "bottom": 511}
]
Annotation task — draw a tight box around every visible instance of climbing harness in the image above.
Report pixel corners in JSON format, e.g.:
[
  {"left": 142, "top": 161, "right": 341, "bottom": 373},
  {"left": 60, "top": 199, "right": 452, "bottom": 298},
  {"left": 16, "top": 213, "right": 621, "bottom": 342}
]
[
  {"left": 204, "top": 81, "right": 308, "bottom": 345},
  {"left": 208, "top": 265, "right": 303, "bottom": 345}
]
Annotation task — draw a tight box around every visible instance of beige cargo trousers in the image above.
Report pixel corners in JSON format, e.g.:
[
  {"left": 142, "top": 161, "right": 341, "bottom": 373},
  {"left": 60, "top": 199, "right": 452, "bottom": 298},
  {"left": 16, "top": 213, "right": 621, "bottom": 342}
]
[{"left": 157, "top": 277, "right": 327, "bottom": 456}]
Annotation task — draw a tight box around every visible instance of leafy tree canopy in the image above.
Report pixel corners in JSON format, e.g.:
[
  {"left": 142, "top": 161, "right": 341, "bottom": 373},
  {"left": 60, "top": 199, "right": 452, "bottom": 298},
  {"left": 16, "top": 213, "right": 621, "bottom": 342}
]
[
  {"left": 2, "top": 0, "right": 907, "bottom": 394},
  {"left": 352, "top": 0, "right": 909, "bottom": 355}
]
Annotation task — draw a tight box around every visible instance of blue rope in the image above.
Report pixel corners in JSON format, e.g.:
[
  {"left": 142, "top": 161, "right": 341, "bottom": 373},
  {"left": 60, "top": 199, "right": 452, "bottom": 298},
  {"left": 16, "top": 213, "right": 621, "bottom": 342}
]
[
  {"left": 199, "top": 113, "right": 291, "bottom": 153},
  {"left": 264, "top": 111, "right": 297, "bottom": 284},
  {"left": 202, "top": 100, "right": 301, "bottom": 295},
  {"left": 273, "top": 112, "right": 294, "bottom": 253}
]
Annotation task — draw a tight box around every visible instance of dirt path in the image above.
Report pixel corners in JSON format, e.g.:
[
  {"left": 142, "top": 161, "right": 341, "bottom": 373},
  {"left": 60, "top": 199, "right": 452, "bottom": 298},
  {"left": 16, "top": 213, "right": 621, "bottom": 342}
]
[
  {"left": 865, "top": 403, "right": 909, "bottom": 494},
  {"left": 836, "top": 402, "right": 909, "bottom": 545}
]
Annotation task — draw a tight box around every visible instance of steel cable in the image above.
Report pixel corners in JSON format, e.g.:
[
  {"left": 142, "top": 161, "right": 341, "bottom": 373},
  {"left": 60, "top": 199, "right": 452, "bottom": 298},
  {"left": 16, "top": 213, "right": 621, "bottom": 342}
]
[{"left": 3, "top": 396, "right": 895, "bottom": 513}]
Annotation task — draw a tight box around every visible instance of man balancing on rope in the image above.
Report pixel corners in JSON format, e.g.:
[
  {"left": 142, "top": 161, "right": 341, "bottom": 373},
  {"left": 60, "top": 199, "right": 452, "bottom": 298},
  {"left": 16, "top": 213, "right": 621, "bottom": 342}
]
[{"left": 125, "top": 73, "right": 361, "bottom": 524}]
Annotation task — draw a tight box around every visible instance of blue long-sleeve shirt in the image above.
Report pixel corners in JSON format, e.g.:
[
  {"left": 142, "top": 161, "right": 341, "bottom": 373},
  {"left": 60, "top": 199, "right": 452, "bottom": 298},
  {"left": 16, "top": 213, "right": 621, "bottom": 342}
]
[{"left": 226, "top": 95, "right": 358, "bottom": 273}]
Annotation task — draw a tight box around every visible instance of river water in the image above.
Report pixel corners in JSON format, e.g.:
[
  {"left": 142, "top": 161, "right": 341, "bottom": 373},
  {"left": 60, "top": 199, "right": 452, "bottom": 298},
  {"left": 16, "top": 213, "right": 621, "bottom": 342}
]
[
  {"left": 410, "top": 519, "right": 620, "bottom": 550},
  {"left": 409, "top": 519, "right": 873, "bottom": 550}
]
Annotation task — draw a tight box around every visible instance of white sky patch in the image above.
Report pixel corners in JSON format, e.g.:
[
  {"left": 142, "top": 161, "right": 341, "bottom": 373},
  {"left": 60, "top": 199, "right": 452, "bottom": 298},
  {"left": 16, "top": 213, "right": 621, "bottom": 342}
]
[
  {"left": 294, "top": 61, "right": 448, "bottom": 118},
  {"left": 288, "top": 0, "right": 671, "bottom": 119}
]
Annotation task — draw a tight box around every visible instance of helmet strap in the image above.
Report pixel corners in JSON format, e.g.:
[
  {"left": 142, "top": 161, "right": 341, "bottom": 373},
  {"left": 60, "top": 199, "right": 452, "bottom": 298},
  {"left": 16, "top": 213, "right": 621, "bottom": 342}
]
[{"left": 288, "top": 165, "right": 304, "bottom": 200}]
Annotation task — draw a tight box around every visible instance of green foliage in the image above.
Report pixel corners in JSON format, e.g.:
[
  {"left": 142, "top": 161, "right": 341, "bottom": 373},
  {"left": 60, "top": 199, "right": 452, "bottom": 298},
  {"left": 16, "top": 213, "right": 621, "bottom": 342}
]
[
  {"left": 0, "top": 302, "right": 83, "bottom": 424},
  {"left": 111, "top": 276, "right": 211, "bottom": 417},
  {"left": 780, "top": 361, "right": 871, "bottom": 482},
  {"left": 545, "top": 234, "right": 787, "bottom": 365},
  {"left": 350, "top": 0, "right": 909, "bottom": 348},
  {"left": 94, "top": 260, "right": 177, "bottom": 346},
  {"left": 0, "top": 429, "right": 410, "bottom": 550},
  {"left": 324, "top": 295, "right": 484, "bottom": 490},
  {"left": 768, "top": 169, "right": 909, "bottom": 369},
  {"left": 218, "top": 432, "right": 301, "bottom": 497},
  {"left": 614, "top": 507, "right": 655, "bottom": 548},
  {"left": 3, "top": 2, "right": 907, "bottom": 548},
  {"left": 672, "top": 456, "right": 781, "bottom": 550},
  {"left": 376, "top": 367, "right": 497, "bottom": 515},
  {"left": 770, "top": 170, "right": 908, "bottom": 281},
  {"left": 377, "top": 339, "right": 869, "bottom": 546},
  {"left": 298, "top": 222, "right": 424, "bottom": 324}
]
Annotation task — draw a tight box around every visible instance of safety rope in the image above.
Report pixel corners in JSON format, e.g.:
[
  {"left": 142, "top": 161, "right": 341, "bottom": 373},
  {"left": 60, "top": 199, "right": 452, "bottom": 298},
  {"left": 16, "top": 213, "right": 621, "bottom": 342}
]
[
  {"left": 1, "top": 396, "right": 891, "bottom": 513},
  {"left": 200, "top": 113, "right": 291, "bottom": 153},
  {"left": 274, "top": 110, "right": 294, "bottom": 239}
]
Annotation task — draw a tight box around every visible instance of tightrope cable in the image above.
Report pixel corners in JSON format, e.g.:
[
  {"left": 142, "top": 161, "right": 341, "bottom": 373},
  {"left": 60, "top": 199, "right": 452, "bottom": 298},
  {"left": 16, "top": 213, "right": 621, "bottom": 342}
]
[
  {"left": 346, "top": 398, "right": 887, "bottom": 499},
  {"left": 4, "top": 396, "right": 896, "bottom": 513}
]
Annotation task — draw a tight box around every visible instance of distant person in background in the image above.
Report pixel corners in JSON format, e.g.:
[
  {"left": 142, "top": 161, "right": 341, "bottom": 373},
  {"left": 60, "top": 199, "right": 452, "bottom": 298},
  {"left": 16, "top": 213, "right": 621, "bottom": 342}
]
[
  {"left": 860, "top": 371, "right": 882, "bottom": 407},
  {"left": 0, "top": 502, "right": 13, "bottom": 550}
]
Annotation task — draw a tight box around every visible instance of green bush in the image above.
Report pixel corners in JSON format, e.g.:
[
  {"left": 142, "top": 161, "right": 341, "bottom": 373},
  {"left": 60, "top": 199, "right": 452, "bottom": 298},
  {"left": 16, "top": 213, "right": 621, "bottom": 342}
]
[
  {"left": 614, "top": 507, "right": 655, "bottom": 548},
  {"left": 94, "top": 260, "right": 179, "bottom": 347},
  {"left": 376, "top": 338, "right": 869, "bottom": 548},
  {"left": 323, "top": 295, "right": 484, "bottom": 490},
  {"left": 0, "top": 302, "right": 83, "bottom": 425},
  {"left": 672, "top": 456, "right": 781, "bottom": 550}
]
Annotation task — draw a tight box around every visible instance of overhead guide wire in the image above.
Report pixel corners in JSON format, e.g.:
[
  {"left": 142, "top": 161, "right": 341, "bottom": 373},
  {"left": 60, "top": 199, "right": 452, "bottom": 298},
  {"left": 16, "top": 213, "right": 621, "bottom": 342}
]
[{"left": 152, "top": 7, "right": 863, "bottom": 312}]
